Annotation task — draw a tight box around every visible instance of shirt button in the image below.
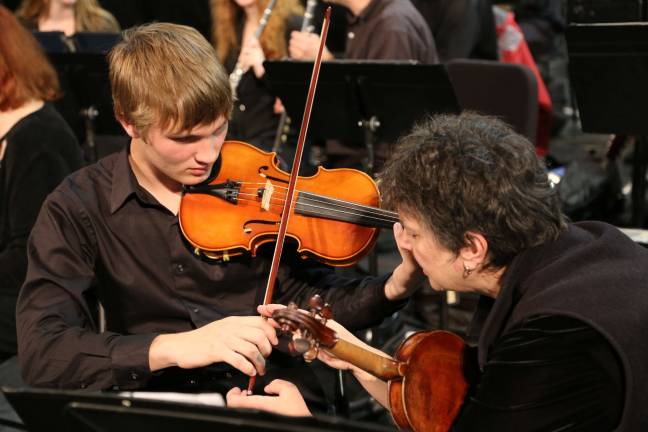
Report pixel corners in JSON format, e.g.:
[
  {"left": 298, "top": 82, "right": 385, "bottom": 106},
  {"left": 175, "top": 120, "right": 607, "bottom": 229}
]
[
  {"left": 192, "top": 307, "right": 199, "bottom": 314},
  {"left": 348, "top": 32, "right": 355, "bottom": 40},
  {"left": 130, "top": 372, "right": 139, "bottom": 380},
  {"left": 80, "top": 382, "right": 87, "bottom": 389},
  {"left": 176, "top": 264, "right": 184, "bottom": 273},
  {"left": 239, "top": 104, "right": 246, "bottom": 112}
]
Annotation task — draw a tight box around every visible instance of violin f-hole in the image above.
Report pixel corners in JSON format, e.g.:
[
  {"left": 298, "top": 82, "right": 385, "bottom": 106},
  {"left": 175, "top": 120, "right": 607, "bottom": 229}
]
[
  {"left": 258, "top": 166, "right": 289, "bottom": 184},
  {"left": 243, "top": 219, "right": 280, "bottom": 234}
]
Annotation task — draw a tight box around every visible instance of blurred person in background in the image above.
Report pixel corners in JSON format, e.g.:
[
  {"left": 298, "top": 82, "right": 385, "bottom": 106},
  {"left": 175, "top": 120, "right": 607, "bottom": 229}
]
[
  {"left": 211, "top": 0, "right": 303, "bottom": 153},
  {"left": 16, "top": 0, "right": 119, "bottom": 35},
  {"left": 287, "top": 0, "right": 437, "bottom": 171},
  {"left": 411, "top": 0, "right": 498, "bottom": 62},
  {"left": 0, "top": 5, "right": 83, "bottom": 429}
]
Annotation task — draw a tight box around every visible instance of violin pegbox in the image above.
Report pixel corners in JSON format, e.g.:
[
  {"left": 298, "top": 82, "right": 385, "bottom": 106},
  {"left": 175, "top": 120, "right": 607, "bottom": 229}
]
[
  {"left": 272, "top": 297, "right": 338, "bottom": 362},
  {"left": 307, "top": 294, "right": 333, "bottom": 323}
]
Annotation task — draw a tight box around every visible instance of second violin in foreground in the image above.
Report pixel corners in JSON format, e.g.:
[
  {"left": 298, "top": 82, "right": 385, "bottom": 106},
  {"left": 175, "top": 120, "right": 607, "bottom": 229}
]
[{"left": 273, "top": 298, "right": 475, "bottom": 432}]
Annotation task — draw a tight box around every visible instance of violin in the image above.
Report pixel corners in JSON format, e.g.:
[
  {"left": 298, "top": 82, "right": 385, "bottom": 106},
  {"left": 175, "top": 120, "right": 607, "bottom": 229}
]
[
  {"left": 179, "top": 140, "right": 399, "bottom": 266},
  {"left": 273, "top": 297, "right": 473, "bottom": 432}
]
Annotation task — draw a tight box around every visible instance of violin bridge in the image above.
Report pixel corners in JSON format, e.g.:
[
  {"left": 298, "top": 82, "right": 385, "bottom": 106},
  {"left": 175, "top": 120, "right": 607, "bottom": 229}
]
[{"left": 261, "top": 179, "right": 274, "bottom": 211}]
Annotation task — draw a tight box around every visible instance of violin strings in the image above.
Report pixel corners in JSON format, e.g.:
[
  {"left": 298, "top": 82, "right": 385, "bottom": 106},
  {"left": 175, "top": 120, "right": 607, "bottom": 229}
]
[
  {"left": 234, "top": 184, "right": 399, "bottom": 220},
  {"left": 235, "top": 196, "right": 399, "bottom": 226},
  {"left": 234, "top": 192, "right": 400, "bottom": 226},
  {"left": 236, "top": 190, "right": 399, "bottom": 221}
]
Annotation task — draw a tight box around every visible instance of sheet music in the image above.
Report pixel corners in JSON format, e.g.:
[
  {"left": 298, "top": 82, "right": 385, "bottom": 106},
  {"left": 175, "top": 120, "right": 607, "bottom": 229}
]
[
  {"left": 618, "top": 227, "right": 648, "bottom": 245},
  {"left": 117, "top": 391, "right": 225, "bottom": 407}
]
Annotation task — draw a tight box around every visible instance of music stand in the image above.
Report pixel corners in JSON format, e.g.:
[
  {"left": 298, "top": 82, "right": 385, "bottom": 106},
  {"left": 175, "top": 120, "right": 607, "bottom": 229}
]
[
  {"left": 3, "top": 388, "right": 393, "bottom": 432},
  {"left": 567, "top": 23, "right": 648, "bottom": 226},
  {"left": 73, "top": 32, "right": 121, "bottom": 55},
  {"left": 37, "top": 33, "right": 122, "bottom": 162},
  {"left": 263, "top": 60, "right": 460, "bottom": 175},
  {"left": 32, "top": 31, "right": 72, "bottom": 53}
]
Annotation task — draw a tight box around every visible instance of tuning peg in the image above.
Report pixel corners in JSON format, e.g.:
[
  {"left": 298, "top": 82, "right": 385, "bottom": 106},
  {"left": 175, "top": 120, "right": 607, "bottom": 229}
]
[
  {"left": 320, "top": 303, "right": 333, "bottom": 322},
  {"left": 308, "top": 295, "right": 324, "bottom": 312},
  {"left": 291, "top": 337, "right": 311, "bottom": 354}
]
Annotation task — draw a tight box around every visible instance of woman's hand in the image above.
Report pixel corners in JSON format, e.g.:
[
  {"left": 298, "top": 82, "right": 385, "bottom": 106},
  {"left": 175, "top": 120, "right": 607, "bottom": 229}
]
[
  {"left": 256, "top": 304, "right": 391, "bottom": 408},
  {"left": 238, "top": 37, "right": 266, "bottom": 78},
  {"left": 384, "top": 222, "right": 425, "bottom": 300},
  {"left": 226, "top": 379, "right": 312, "bottom": 417},
  {"left": 258, "top": 304, "right": 377, "bottom": 378}
]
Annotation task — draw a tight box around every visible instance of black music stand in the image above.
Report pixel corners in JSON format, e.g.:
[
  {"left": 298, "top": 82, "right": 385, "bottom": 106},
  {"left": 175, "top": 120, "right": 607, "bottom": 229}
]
[
  {"left": 263, "top": 60, "right": 460, "bottom": 175},
  {"left": 32, "top": 31, "right": 72, "bottom": 53},
  {"left": 3, "top": 388, "right": 393, "bottom": 432},
  {"left": 567, "top": 23, "right": 648, "bottom": 226},
  {"left": 35, "top": 32, "right": 122, "bottom": 162},
  {"left": 73, "top": 32, "right": 121, "bottom": 55}
]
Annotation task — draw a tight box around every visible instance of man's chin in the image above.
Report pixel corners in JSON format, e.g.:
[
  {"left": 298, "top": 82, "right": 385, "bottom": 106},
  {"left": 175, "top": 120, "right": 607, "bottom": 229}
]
[{"left": 181, "top": 173, "right": 210, "bottom": 186}]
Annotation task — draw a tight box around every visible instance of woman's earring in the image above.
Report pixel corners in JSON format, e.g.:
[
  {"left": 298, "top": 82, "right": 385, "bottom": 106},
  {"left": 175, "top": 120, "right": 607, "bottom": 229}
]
[{"left": 462, "top": 263, "right": 474, "bottom": 278}]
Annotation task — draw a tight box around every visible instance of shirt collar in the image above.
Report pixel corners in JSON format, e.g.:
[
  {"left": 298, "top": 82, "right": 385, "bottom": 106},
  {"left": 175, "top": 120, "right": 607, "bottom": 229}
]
[
  {"left": 110, "top": 145, "right": 144, "bottom": 214},
  {"left": 109, "top": 144, "right": 222, "bottom": 215},
  {"left": 348, "top": 0, "right": 381, "bottom": 26}
]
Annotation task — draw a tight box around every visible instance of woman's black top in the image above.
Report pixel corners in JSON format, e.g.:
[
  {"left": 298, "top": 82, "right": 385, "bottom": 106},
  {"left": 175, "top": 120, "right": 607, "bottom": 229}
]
[
  {"left": 224, "top": 14, "right": 301, "bottom": 152},
  {"left": 0, "top": 103, "right": 83, "bottom": 358},
  {"left": 453, "top": 314, "right": 623, "bottom": 431}
]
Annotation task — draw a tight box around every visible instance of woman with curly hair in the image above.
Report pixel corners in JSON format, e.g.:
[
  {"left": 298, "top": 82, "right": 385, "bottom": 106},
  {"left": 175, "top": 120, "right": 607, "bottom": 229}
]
[
  {"left": 211, "top": 0, "right": 303, "bottom": 152},
  {"left": 16, "top": 0, "right": 119, "bottom": 36}
]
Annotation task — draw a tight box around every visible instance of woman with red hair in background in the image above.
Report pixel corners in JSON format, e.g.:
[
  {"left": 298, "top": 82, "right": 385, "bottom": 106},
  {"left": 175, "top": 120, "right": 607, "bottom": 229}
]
[{"left": 0, "top": 5, "right": 83, "bottom": 429}]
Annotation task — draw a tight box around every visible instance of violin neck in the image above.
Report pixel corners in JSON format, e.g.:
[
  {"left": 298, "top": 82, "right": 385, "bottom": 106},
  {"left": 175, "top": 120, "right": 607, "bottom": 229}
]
[
  {"left": 328, "top": 338, "right": 403, "bottom": 380},
  {"left": 295, "top": 191, "right": 399, "bottom": 229}
]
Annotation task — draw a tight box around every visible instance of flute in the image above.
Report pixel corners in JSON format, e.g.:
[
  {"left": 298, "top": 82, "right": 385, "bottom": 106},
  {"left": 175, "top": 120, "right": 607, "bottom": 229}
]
[
  {"left": 229, "top": 0, "right": 278, "bottom": 99},
  {"left": 271, "top": 0, "right": 318, "bottom": 154}
]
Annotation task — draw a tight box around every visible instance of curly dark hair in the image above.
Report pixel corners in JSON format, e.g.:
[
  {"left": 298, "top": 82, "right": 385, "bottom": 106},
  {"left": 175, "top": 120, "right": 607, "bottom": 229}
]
[{"left": 378, "top": 112, "right": 567, "bottom": 269}]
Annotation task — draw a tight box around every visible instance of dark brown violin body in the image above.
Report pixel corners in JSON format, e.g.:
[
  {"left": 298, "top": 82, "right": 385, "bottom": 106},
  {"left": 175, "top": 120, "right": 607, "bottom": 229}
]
[
  {"left": 273, "top": 302, "right": 470, "bottom": 432},
  {"left": 179, "top": 141, "right": 398, "bottom": 266},
  {"left": 388, "top": 331, "right": 468, "bottom": 432}
]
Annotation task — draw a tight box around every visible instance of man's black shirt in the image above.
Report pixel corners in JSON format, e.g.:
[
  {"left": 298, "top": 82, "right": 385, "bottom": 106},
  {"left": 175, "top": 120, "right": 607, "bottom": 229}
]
[{"left": 16, "top": 148, "right": 401, "bottom": 392}]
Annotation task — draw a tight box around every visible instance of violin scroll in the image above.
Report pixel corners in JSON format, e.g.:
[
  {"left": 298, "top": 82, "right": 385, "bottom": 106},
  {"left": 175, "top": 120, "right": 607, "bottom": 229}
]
[{"left": 272, "top": 296, "right": 337, "bottom": 361}]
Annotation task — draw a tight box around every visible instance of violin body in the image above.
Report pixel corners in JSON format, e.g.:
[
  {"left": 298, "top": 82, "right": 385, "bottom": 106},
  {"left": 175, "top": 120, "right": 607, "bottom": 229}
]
[
  {"left": 389, "top": 331, "right": 469, "bottom": 432},
  {"left": 179, "top": 141, "right": 396, "bottom": 266}
]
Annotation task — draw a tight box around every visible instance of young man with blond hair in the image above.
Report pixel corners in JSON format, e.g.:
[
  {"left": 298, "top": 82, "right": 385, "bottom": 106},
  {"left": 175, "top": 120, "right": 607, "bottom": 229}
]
[{"left": 15, "top": 23, "right": 420, "bottom": 406}]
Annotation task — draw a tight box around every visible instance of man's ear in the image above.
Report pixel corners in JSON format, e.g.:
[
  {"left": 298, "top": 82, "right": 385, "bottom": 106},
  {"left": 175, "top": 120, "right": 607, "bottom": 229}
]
[
  {"left": 459, "top": 231, "right": 488, "bottom": 269},
  {"left": 117, "top": 116, "right": 140, "bottom": 139}
]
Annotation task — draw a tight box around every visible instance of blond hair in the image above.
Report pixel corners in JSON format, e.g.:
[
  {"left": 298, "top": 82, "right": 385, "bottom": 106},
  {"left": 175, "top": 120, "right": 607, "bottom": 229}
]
[
  {"left": 211, "top": 0, "right": 303, "bottom": 63},
  {"left": 16, "top": 0, "right": 120, "bottom": 33},
  {"left": 108, "top": 23, "right": 232, "bottom": 137}
]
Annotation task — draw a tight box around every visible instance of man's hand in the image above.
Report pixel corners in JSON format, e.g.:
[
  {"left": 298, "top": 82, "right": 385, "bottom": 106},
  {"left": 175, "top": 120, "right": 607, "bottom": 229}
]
[
  {"left": 226, "top": 379, "right": 312, "bottom": 417},
  {"left": 149, "top": 316, "right": 278, "bottom": 376},
  {"left": 289, "top": 31, "right": 334, "bottom": 60},
  {"left": 384, "top": 222, "right": 425, "bottom": 300}
]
